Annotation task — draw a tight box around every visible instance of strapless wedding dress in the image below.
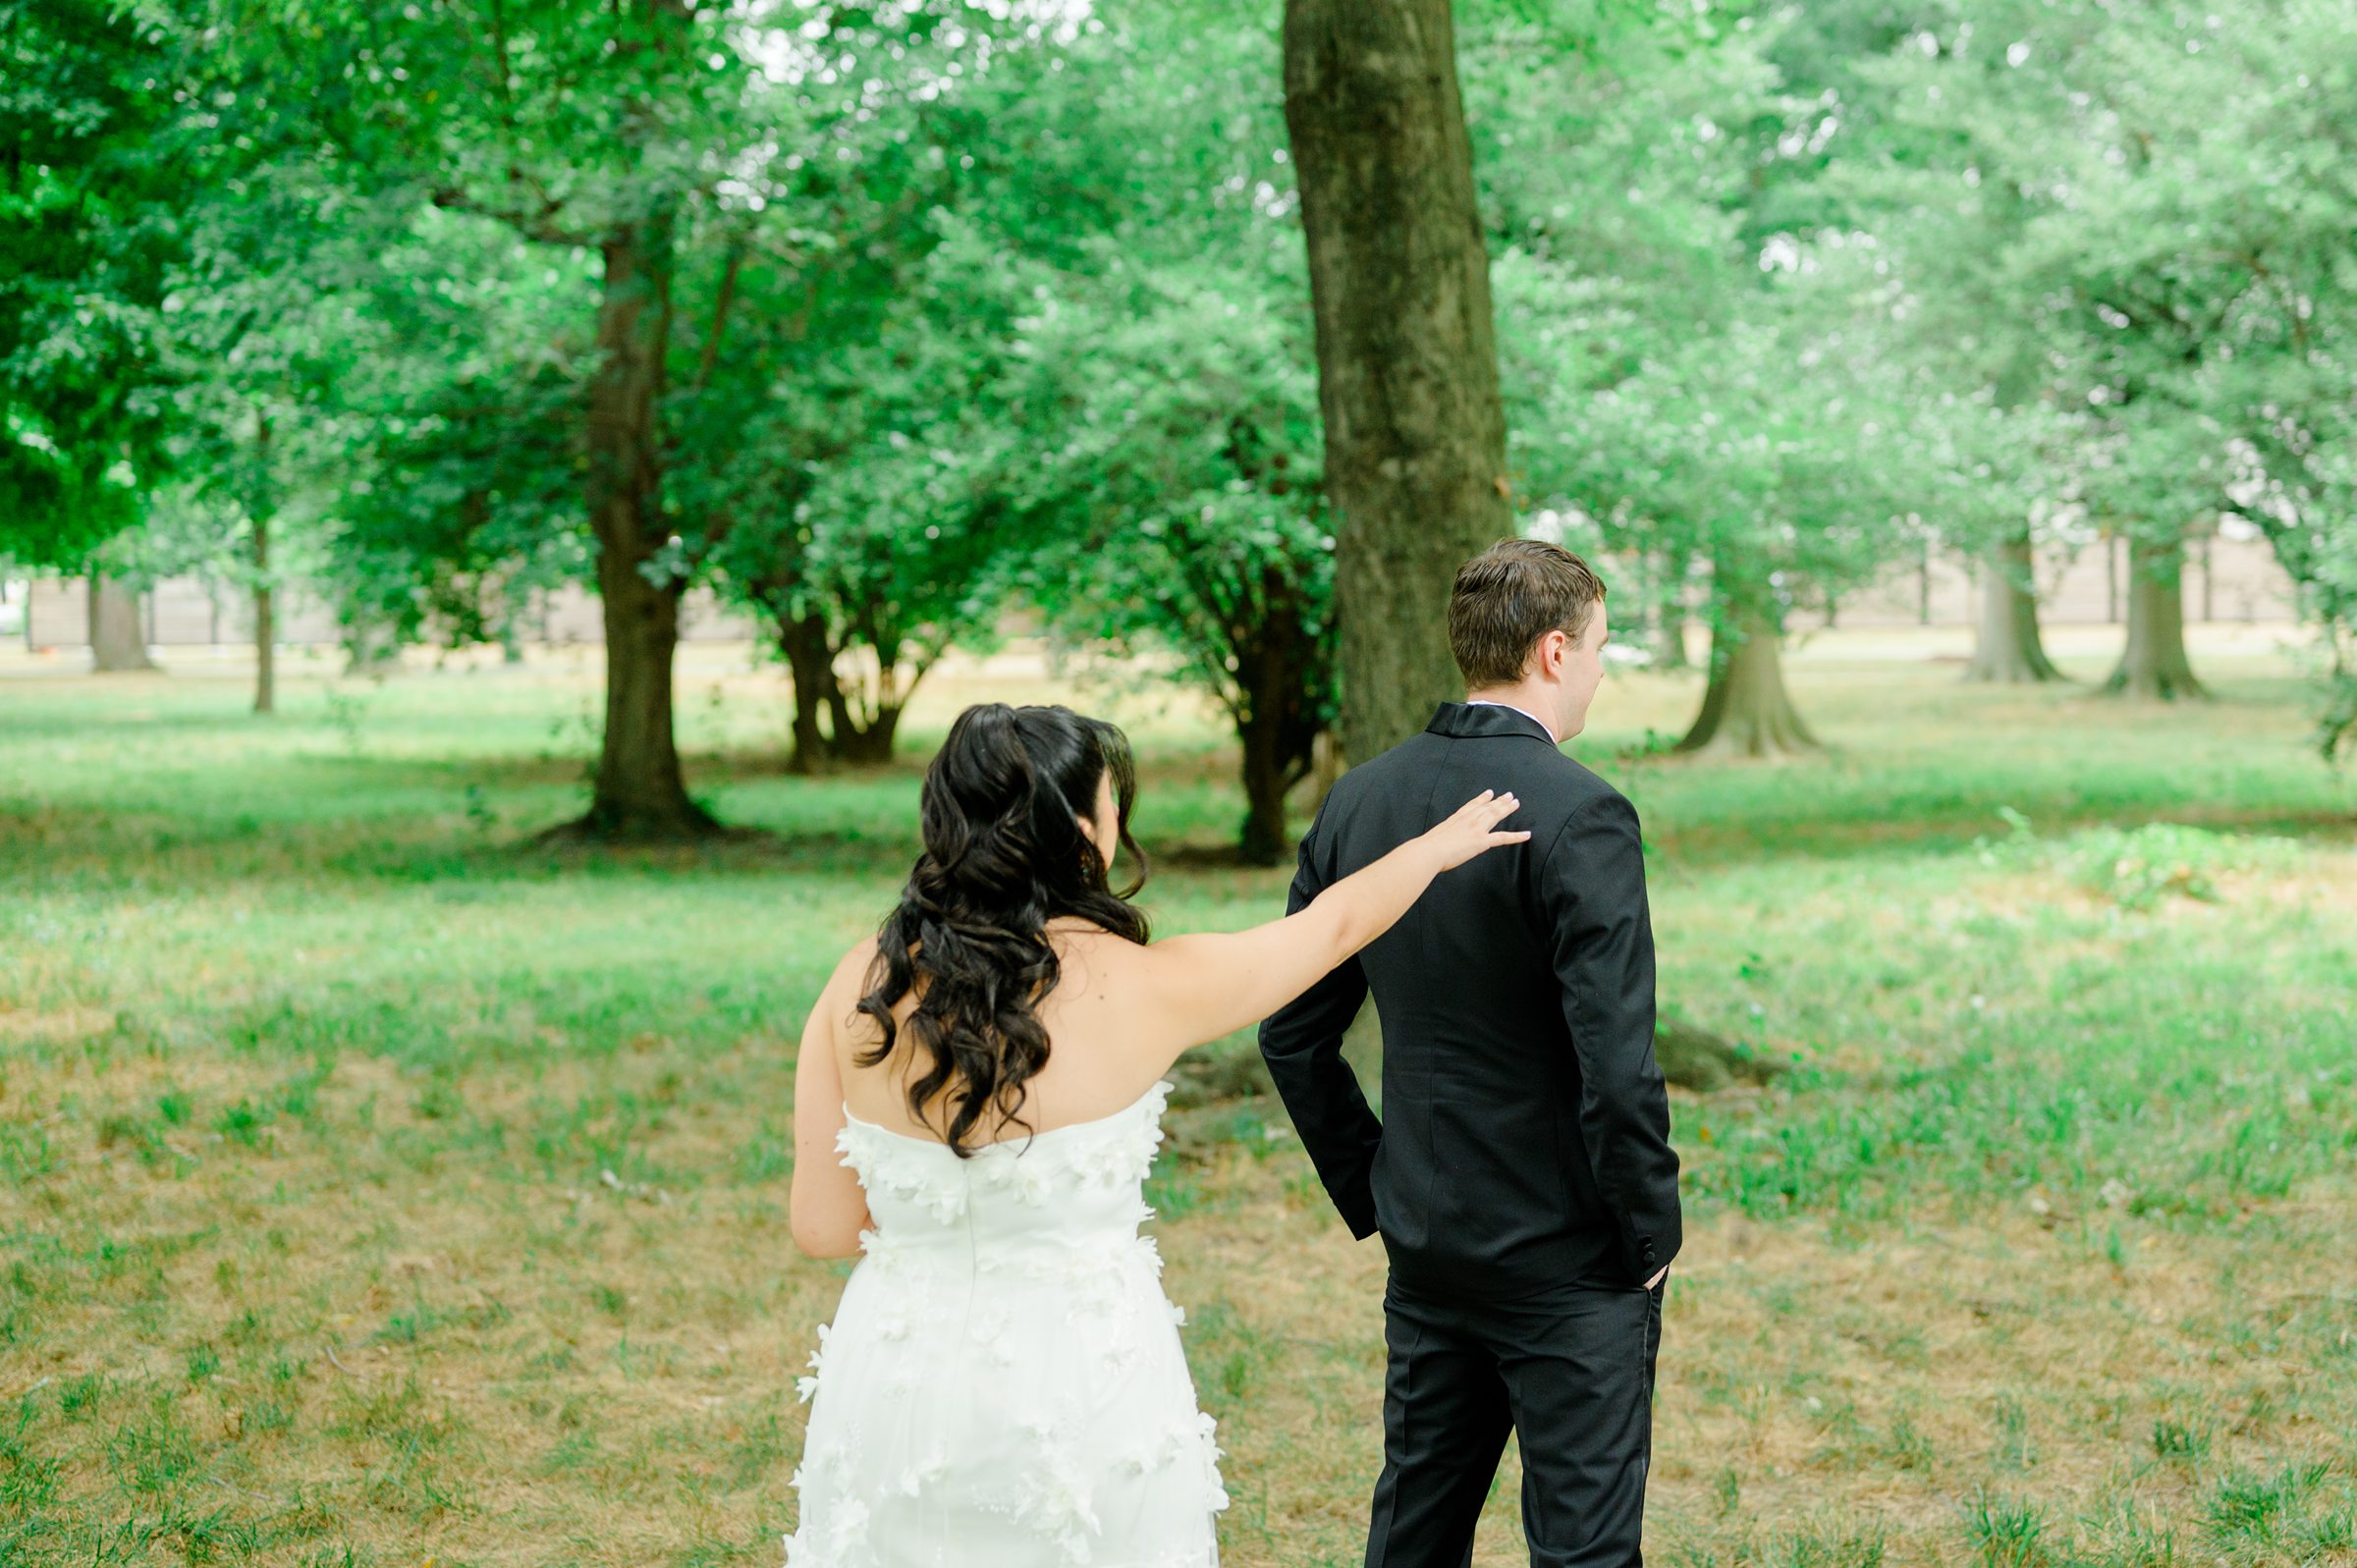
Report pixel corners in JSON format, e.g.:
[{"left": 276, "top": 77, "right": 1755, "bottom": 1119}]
[{"left": 781, "top": 1079, "right": 1227, "bottom": 1567}]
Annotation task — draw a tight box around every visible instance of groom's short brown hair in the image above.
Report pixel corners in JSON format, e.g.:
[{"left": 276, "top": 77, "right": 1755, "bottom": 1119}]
[{"left": 1448, "top": 538, "right": 1608, "bottom": 688}]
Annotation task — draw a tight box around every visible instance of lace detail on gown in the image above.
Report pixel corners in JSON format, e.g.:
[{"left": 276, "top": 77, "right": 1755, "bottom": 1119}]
[{"left": 781, "top": 1080, "right": 1227, "bottom": 1568}]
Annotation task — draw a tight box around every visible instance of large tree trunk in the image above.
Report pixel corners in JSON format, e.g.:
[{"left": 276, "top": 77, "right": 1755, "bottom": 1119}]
[
  {"left": 1677, "top": 602, "right": 1820, "bottom": 759},
  {"left": 251, "top": 515, "right": 276, "bottom": 714},
  {"left": 2105, "top": 533, "right": 2206, "bottom": 701},
  {"left": 559, "top": 215, "right": 717, "bottom": 840},
  {"left": 1965, "top": 529, "right": 2062, "bottom": 684},
  {"left": 1285, "top": 0, "right": 1510, "bottom": 765},
  {"left": 88, "top": 574, "right": 155, "bottom": 672}
]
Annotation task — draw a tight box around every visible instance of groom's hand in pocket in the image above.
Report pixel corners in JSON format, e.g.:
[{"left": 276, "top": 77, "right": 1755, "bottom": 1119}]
[{"left": 1645, "top": 1266, "right": 1669, "bottom": 1289}]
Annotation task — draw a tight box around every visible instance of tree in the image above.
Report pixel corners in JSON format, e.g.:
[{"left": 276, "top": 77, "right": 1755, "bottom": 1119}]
[
  {"left": 1737, "top": 0, "right": 2098, "bottom": 689},
  {"left": 225, "top": 0, "right": 807, "bottom": 835},
  {"left": 1923, "top": 393, "right": 2076, "bottom": 686},
  {"left": 1022, "top": 266, "right": 1336, "bottom": 863},
  {"left": 1852, "top": 0, "right": 2357, "bottom": 705},
  {"left": 1283, "top": 0, "right": 1510, "bottom": 765},
  {"left": 956, "top": 1, "right": 1344, "bottom": 860},
  {"left": 1965, "top": 527, "right": 2064, "bottom": 684},
  {"left": 1473, "top": 3, "right": 1927, "bottom": 757},
  {"left": 0, "top": 0, "right": 189, "bottom": 639},
  {"left": 212, "top": 0, "right": 1089, "bottom": 833},
  {"left": 153, "top": 141, "right": 381, "bottom": 712},
  {"left": 700, "top": 205, "right": 1051, "bottom": 773},
  {"left": 87, "top": 570, "right": 155, "bottom": 672}
]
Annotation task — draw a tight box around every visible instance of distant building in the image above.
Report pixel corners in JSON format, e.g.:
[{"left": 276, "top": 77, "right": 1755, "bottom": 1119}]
[
  {"left": 1781, "top": 532, "right": 2298, "bottom": 632},
  {"left": 14, "top": 577, "right": 759, "bottom": 651},
  {"left": 8, "top": 534, "right": 2301, "bottom": 654}
]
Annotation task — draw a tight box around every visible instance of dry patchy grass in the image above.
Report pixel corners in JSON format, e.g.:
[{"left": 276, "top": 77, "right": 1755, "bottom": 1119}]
[{"left": 5, "top": 638, "right": 2355, "bottom": 1565}]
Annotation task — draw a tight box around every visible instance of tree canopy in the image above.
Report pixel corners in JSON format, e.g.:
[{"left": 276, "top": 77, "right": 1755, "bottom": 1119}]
[{"left": 10, "top": 0, "right": 2355, "bottom": 834}]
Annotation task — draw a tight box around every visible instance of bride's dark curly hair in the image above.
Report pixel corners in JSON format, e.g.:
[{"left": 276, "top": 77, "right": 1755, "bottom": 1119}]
[{"left": 856, "top": 702, "right": 1151, "bottom": 1157}]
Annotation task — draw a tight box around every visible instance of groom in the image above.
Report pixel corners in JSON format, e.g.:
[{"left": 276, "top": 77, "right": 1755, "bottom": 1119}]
[{"left": 1260, "top": 538, "right": 1681, "bottom": 1567}]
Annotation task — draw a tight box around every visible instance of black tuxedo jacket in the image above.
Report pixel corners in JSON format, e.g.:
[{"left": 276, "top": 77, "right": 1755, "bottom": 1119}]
[{"left": 1258, "top": 701, "right": 1681, "bottom": 1298}]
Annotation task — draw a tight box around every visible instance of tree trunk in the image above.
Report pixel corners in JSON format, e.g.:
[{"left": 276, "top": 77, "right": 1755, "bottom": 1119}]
[
  {"left": 1285, "top": 0, "right": 1510, "bottom": 765},
  {"left": 2105, "top": 534, "right": 2207, "bottom": 701},
  {"left": 1964, "top": 530, "right": 2062, "bottom": 684},
  {"left": 1655, "top": 553, "right": 1691, "bottom": 672},
  {"left": 1677, "top": 604, "right": 1820, "bottom": 759},
  {"left": 1231, "top": 583, "right": 1322, "bottom": 864},
  {"left": 776, "top": 609, "right": 839, "bottom": 775},
  {"left": 1655, "top": 620, "right": 1688, "bottom": 671},
  {"left": 832, "top": 706, "right": 903, "bottom": 767},
  {"left": 560, "top": 214, "right": 717, "bottom": 840},
  {"left": 1236, "top": 707, "right": 1298, "bottom": 868},
  {"left": 251, "top": 515, "right": 275, "bottom": 714},
  {"left": 342, "top": 622, "right": 404, "bottom": 676},
  {"left": 88, "top": 574, "right": 155, "bottom": 672}
]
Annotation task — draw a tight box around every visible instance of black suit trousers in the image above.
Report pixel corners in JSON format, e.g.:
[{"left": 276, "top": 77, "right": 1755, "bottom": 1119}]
[{"left": 1365, "top": 1274, "right": 1664, "bottom": 1568}]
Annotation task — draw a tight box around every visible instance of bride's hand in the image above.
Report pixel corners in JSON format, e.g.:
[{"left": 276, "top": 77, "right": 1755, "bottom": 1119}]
[{"left": 1419, "top": 789, "right": 1531, "bottom": 871}]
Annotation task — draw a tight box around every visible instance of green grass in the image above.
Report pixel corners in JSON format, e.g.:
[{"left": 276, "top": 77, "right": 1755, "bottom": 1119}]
[{"left": 3, "top": 636, "right": 2354, "bottom": 1565}]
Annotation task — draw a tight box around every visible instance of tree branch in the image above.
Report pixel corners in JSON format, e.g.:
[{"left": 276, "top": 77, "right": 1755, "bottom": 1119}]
[{"left": 429, "top": 183, "right": 597, "bottom": 247}]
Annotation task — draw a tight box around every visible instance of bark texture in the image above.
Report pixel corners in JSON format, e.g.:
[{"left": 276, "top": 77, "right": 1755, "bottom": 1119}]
[
  {"left": 1964, "top": 531, "right": 2063, "bottom": 684},
  {"left": 88, "top": 575, "right": 155, "bottom": 672},
  {"left": 1676, "top": 607, "right": 1820, "bottom": 759},
  {"left": 1284, "top": 0, "right": 1509, "bottom": 764},
  {"left": 560, "top": 215, "right": 718, "bottom": 840},
  {"left": 2105, "top": 534, "right": 2207, "bottom": 701}
]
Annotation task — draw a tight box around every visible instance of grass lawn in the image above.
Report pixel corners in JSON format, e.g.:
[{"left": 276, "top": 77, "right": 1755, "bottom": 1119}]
[{"left": 3, "top": 630, "right": 2354, "bottom": 1566}]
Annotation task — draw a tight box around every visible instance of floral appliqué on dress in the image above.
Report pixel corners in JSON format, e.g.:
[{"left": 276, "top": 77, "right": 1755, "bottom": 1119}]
[{"left": 782, "top": 1080, "right": 1226, "bottom": 1568}]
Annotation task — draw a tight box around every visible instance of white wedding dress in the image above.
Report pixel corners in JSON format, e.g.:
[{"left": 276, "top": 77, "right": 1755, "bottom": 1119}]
[{"left": 782, "top": 1079, "right": 1228, "bottom": 1567}]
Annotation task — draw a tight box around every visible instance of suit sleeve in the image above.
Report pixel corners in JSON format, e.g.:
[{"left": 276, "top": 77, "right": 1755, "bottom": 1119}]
[
  {"left": 1540, "top": 790, "right": 1681, "bottom": 1281},
  {"left": 1255, "top": 807, "right": 1381, "bottom": 1239}
]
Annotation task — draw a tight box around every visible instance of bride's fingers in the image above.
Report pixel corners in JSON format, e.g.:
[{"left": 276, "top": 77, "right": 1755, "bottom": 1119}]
[{"left": 1444, "top": 789, "right": 1519, "bottom": 840}]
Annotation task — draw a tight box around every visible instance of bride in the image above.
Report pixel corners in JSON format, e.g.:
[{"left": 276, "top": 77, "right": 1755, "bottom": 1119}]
[{"left": 783, "top": 702, "right": 1527, "bottom": 1567}]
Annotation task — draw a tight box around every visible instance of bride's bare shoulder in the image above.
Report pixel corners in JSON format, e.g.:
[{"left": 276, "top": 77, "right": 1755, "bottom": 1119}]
[
  {"left": 811, "top": 936, "right": 888, "bottom": 1029},
  {"left": 829, "top": 934, "right": 885, "bottom": 990}
]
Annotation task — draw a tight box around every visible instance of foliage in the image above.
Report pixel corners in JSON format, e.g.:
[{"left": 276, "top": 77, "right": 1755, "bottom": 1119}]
[
  {"left": 0, "top": 0, "right": 191, "bottom": 563},
  {"left": 1974, "top": 813, "right": 2306, "bottom": 914},
  {"left": 1469, "top": 4, "right": 1938, "bottom": 651},
  {"left": 1851, "top": 0, "right": 2357, "bottom": 692},
  {"left": 14, "top": 0, "right": 2357, "bottom": 786},
  {"left": 1019, "top": 262, "right": 1334, "bottom": 860}
]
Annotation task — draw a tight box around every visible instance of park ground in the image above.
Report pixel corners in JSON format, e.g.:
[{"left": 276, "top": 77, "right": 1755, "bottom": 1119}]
[{"left": 3, "top": 625, "right": 2355, "bottom": 1566}]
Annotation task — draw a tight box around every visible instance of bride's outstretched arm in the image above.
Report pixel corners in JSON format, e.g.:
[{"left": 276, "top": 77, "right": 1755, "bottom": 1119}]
[{"left": 1134, "top": 789, "right": 1528, "bottom": 1058}]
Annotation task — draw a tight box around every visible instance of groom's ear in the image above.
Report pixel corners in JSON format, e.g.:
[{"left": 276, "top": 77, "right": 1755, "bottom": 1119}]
[{"left": 1535, "top": 626, "right": 1570, "bottom": 676}]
